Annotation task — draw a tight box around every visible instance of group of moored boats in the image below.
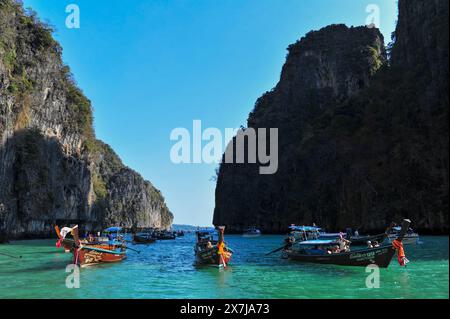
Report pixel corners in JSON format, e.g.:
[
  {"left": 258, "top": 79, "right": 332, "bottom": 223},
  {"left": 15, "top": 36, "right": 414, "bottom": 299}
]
[
  {"left": 133, "top": 228, "right": 184, "bottom": 243},
  {"left": 55, "top": 219, "right": 416, "bottom": 269},
  {"left": 264, "top": 219, "right": 417, "bottom": 268},
  {"left": 55, "top": 226, "right": 184, "bottom": 267}
]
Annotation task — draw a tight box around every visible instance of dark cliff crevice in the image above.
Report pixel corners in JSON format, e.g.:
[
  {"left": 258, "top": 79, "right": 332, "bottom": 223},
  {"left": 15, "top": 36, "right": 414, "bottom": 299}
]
[
  {"left": 0, "top": 0, "right": 173, "bottom": 241},
  {"left": 213, "top": 1, "right": 449, "bottom": 234}
]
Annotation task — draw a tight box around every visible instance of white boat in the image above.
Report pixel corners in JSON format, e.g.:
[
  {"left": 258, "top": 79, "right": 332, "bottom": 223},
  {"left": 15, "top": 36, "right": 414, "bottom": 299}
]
[
  {"left": 243, "top": 227, "right": 262, "bottom": 237},
  {"left": 388, "top": 226, "right": 419, "bottom": 244},
  {"left": 288, "top": 225, "right": 321, "bottom": 241}
]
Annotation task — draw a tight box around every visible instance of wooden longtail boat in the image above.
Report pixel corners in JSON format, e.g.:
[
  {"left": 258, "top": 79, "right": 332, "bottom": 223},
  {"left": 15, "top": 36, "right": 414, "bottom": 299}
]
[
  {"left": 285, "top": 219, "right": 411, "bottom": 268},
  {"left": 243, "top": 227, "right": 262, "bottom": 237},
  {"left": 154, "top": 230, "right": 176, "bottom": 240},
  {"left": 388, "top": 226, "right": 420, "bottom": 245},
  {"left": 55, "top": 225, "right": 116, "bottom": 253},
  {"left": 195, "top": 226, "right": 233, "bottom": 268},
  {"left": 133, "top": 233, "right": 157, "bottom": 244},
  {"left": 56, "top": 225, "right": 127, "bottom": 267}
]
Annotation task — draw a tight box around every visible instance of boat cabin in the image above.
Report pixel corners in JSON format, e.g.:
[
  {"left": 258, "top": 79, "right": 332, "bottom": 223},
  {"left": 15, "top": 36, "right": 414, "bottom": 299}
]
[{"left": 288, "top": 225, "right": 321, "bottom": 241}]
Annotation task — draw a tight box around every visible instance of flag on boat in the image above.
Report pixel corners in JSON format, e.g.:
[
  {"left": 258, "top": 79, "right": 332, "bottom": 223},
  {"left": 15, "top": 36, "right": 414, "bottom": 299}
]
[{"left": 392, "top": 239, "right": 409, "bottom": 266}]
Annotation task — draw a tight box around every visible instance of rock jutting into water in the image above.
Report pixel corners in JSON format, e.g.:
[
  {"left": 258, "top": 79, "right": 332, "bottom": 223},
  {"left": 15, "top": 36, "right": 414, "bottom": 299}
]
[
  {"left": 0, "top": 0, "right": 173, "bottom": 241},
  {"left": 213, "top": 0, "right": 449, "bottom": 234}
]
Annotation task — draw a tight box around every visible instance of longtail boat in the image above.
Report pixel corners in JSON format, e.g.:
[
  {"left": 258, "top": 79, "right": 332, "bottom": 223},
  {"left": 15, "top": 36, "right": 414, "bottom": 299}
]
[
  {"left": 133, "top": 232, "right": 157, "bottom": 244},
  {"left": 388, "top": 226, "right": 420, "bottom": 245},
  {"left": 55, "top": 225, "right": 120, "bottom": 252},
  {"left": 195, "top": 226, "right": 233, "bottom": 268},
  {"left": 243, "top": 227, "right": 262, "bottom": 237},
  {"left": 284, "top": 219, "right": 411, "bottom": 268},
  {"left": 55, "top": 225, "right": 127, "bottom": 267},
  {"left": 153, "top": 229, "right": 176, "bottom": 240}
]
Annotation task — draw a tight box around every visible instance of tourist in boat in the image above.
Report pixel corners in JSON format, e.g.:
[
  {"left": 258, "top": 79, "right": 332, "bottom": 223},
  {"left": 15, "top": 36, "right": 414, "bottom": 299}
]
[
  {"left": 373, "top": 241, "right": 380, "bottom": 248},
  {"left": 206, "top": 241, "right": 213, "bottom": 249},
  {"left": 354, "top": 229, "right": 359, "bottom": 237},
  {"left": 285, "top": 235, "right": 295, "bottom": 248},
  {"left": 332, "top": 245, "right": 340, "bottom": 254},
  {"left": 88, "top": 233, "right": 95, "bottom": 243},
  {"left": 338, "top": 235, "right": 351, "bottom": 252},
  {"left": 367, "top": 241, "right": 373, "bottom": 248}
]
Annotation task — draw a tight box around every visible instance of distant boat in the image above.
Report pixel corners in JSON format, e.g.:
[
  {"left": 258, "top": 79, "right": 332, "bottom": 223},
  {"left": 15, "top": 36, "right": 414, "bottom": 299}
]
[
  {"left": 243, "top": 227, "right": 261, "bottom": 237},
  {"left": 154, "top": 230, "right": 176, "bottom": 240},
  {"left": 346, "top": 233, "right": 387, "bottom": 246},
  {"left": 343, "top": 228, "right": 387, "bottom": 246},
  {"left": 284, "top": 220, "right": 411, "bottom": 268},
  {"left": 133, "top": 232, "right": 156, "bottom": 244},
  {"left": 176, "top": 230, "right": 185, "bottom": 237},
  {"left": 388, "top": 226, "right": 419, "bottom": 245},
  {"left": 288, "top": 225, "right": 321, "bottom": 242},
  {"left": 195, "top": 226, "right": 233, "bottom": 268}
]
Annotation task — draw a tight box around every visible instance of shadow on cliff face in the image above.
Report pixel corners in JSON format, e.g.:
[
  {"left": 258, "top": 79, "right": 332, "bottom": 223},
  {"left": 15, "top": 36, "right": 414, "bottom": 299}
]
[
  {"left": 0, "top": 128, "right": 100, "bottom": 241},
  {"left": 213, "top": 2, "right": 449, "bottom": 234}
]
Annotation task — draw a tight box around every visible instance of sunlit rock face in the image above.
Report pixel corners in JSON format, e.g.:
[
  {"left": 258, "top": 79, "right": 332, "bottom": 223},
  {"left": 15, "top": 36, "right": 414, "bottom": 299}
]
[
  {"left": 0, "top": 1, "right": 173, "bottom": 241},
  {"left": 214, "top": 1, "right": 448, "bottom": 234}
]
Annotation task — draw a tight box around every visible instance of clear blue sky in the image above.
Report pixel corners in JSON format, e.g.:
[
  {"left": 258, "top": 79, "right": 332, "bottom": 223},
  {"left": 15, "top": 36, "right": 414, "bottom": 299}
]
[{"left": 23, "top": 0, "right": 397, "bottom": 226}]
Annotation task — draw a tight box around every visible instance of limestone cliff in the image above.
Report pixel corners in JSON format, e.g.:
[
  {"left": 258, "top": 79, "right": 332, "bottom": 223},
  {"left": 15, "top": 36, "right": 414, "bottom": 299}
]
[
  {"left": 213, "top": 0, "right": 448, "bottom": 233},
  {"left": 0, "top": 0, "right": 173, "bottom": 241}
]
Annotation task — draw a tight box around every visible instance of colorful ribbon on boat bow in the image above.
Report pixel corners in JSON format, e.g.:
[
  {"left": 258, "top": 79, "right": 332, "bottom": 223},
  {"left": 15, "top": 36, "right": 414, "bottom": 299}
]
[
  {"left": 217, "top": 242, "right": 225, "bottom": 255},
  {"left": 55, "top": 226, "right": 77, "bottom": 248},
  {"left": 392, "top": 239, "right": 409, "bottom": 266}
]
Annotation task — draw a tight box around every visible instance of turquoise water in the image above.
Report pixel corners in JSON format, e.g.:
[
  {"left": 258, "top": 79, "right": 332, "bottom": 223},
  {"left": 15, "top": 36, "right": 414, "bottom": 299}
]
[{"left": 0, "top": 235, "right": 448, "bottom": 299}]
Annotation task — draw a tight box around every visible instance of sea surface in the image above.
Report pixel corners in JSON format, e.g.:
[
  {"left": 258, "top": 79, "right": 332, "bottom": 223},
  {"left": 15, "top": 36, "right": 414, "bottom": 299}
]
[{"left": 0, "top": 235, "right": 448, "bottom": 299}]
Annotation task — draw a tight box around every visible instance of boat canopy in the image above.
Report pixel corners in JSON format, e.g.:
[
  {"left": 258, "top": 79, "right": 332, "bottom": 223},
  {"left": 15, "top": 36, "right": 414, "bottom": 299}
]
[
  {"left": 298, "top": 240, "right": 337, "bottom": 245},
  {"left": 320, "top": 232, "right": 343, "bottom": 237},
  {"left": 104, "top": 227, "right": 123, "bottom": 233},
  {"left": 289, "top": 225, "right": 321, "bottom": 232}
]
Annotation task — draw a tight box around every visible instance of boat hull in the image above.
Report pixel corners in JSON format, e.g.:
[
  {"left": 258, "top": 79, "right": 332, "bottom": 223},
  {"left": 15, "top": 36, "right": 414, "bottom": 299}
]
[
  {"left": 74, "top": 245, "right": 127, "bottom": 267},
  {"left": 195, "top": 247, "right": 232, "bottom": 266},
  {"left": 133, "top": 235, "right": 156, "bottom": 244},
  {"left": 61, "top": 239, "right": 74, "bottom": 252},
  {"left": 287, "top": 245, "right": 396, "bottom": 268}
]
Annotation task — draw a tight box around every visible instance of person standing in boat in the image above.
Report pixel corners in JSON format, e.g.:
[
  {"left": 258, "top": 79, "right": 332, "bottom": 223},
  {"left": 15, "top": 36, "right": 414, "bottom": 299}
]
[
  {"left": 284, "top": 235, "right": 295, "bottom": 250},
  {"left": 338, "top": 235, "right": 351, "bottom": 252}
]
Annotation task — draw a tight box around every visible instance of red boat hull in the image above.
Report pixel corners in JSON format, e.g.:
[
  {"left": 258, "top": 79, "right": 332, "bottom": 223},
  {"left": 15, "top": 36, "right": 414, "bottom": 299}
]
[{"left": 73, "top": 244, "right": 127, "bottom": 267}]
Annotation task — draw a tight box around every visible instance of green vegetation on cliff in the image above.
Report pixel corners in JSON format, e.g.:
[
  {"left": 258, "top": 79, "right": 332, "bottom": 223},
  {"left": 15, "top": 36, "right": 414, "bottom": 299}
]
[{"left": 0, "top": 0, "right": 173, "bottom": 240}]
